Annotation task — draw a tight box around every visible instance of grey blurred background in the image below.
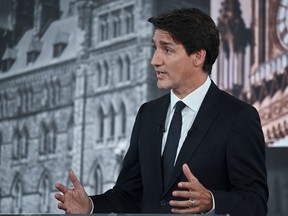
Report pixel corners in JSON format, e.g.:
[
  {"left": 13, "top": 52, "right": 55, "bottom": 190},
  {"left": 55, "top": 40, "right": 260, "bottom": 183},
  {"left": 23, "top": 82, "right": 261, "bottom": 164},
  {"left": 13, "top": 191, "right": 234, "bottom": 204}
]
[{"left": 0, "top": 0, "right": 287, "bottom": 215}]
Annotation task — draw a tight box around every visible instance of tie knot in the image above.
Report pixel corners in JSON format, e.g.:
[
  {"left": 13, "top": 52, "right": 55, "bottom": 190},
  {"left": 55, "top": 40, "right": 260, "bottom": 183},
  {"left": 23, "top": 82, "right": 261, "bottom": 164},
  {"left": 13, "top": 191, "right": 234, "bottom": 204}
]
[{"left": 175, "top": 101, "right": 186, "bottom": 113}]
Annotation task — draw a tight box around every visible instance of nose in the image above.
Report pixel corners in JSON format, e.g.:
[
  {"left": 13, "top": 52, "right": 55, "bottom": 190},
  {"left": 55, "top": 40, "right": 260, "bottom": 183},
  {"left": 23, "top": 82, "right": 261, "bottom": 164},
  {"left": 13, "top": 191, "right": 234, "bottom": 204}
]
[{"left": 151, "top": 50, "right": 162, "bottom": 67}]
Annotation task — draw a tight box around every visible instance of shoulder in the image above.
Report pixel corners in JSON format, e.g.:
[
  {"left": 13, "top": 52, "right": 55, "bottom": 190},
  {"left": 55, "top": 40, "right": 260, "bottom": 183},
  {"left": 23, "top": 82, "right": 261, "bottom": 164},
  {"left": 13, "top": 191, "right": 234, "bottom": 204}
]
[
  {"left": 139, "top": 93, "right": 170, "bottom": 111},
  {"left": 207, "top": 82, "right": 259, "bottom": 118}
]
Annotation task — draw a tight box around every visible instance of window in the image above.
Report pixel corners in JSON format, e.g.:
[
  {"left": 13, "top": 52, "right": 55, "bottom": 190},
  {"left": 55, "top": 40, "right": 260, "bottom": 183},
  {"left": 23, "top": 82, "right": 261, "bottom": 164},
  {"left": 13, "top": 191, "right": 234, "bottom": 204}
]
[
  {"left": 39, "top": 173, "right": 50, "bottom": 212},
  {"left": 99, "top": 15, "right": 109, "bottom": 41},
  {"left": 112, "top": 12, "right": 121, "bottom": 38},
  {"left": 27, "top": 38, "right": 42, "bottom": 65},
  {"left": 0, "top": 48, "right": 17, "bottom": 72},
  {"left": 53, "top": 43, "right": 67, "bottom": 58},
  {"left": 67, "top": 116, "right": 74, "bottom": 151},
  {"left": 53, "top": 31, "right": 69, "bottom": 58},
  {"left": 12, "top": 175, "right": 22, "bottom": 213},
  {"left": 0, "top": 132, "right": 2, "bottom": 165},
  {"left": 0, "top": 59, "right": 15, "bottom": 72},
  {"left": 97, "top": 107, "right": 104, "bottom": 141},
  {"left": 118, "top": 57, "right": 123, "bottom": 82},
  {"left": 109, "top": 105, "right": 116, "bottom": 138},
  {"left": 50, "top": 80, "right": 60, "bottom": 106},
  {"left": 20, "top": 127, "right": 29, "bottom": 158},
  {"left": 18, "top": 88, "right": 32, "bottom": 113},
  {"left": 120, "top": 102, "right": 126, "bottom": 136},
  {"left": 97, "top": 63, "right": 102, "bottom": 87},
  {"left": 125, "top": 6, "right": 134, "bottom": 34},
  {"left": 12, "top": 129, "right": 20, "bottom": 160},
  {"left": 27, "top": 51, "right": 40, "bottom": 65},
  {"left": 39, "top": 123, "right": 48, "bottom": 155},
  {"left": 104, "top": 61, "right": 109, "bottom": 86},
  {"left": 0, "top": 93, "right": 7, "bottom": 117},
  {"left": 125, "top": 55, "right": 131, "bottom": 81},
  {"left": 47, "top": 123, "right": 56, "bottom": 154},
  {"left": 92, "top": 165, "right": 102, "bottom": 194},
  {"left": 39, "top": 122, "right": 56, "bottom": 155}
]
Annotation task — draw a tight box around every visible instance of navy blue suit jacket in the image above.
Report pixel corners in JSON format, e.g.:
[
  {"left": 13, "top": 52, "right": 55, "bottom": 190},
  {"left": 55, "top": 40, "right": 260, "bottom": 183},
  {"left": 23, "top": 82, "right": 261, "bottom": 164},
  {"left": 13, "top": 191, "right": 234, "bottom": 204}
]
[{"left": 91, "top": 81, "right": 268, "bottom": 216}]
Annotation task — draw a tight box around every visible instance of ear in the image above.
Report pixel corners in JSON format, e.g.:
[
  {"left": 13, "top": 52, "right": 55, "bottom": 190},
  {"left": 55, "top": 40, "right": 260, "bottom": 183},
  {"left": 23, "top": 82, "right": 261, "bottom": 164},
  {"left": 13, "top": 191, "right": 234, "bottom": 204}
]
[{"left": 193, "top": 49, "right": 206, "bottom": 68}]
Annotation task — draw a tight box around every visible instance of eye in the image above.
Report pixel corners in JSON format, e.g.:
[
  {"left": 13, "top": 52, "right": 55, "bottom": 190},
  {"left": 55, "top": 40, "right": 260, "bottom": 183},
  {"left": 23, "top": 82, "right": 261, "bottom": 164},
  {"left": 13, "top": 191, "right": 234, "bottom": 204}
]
[{"left": 164, "top": 48, "right": 172, "bottom": 53}]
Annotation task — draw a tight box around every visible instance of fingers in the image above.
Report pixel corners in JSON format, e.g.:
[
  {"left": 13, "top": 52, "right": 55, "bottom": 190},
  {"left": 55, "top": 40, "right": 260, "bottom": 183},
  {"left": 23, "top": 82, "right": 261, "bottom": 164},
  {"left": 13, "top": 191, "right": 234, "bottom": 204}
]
[
  {"left": 182, "top": 163, "right": 198, "bottom": 183},
  {"left": 172, "top": 190, "right": 196, "bottom": 199},
  {"left": 170, "top": 199, "right": 200, "bottom": 214},
  {"left": 69, "top": 170, "right": 83, "bottom": 190},
  {"left": 169, "top": 199, "right": 197, "bottom": 208},
  {"left": 58, "top": 202, "right": 66, "bottom": 210},
  {"left": 170, "top": 163, "right": 212, "bottom": 213},
  {"left": 55, "top": 183, "right": 69, "bottom": 194},
  {"left": 54, "top": 193, "right": 65, "bottom": 202}
]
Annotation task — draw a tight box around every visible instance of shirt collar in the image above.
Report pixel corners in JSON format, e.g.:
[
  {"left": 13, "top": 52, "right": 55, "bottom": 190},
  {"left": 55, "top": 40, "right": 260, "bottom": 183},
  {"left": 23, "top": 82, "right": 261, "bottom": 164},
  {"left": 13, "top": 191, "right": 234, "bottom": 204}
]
[{"left": 170, "top": 76, "right": 211, "bottom": 112}]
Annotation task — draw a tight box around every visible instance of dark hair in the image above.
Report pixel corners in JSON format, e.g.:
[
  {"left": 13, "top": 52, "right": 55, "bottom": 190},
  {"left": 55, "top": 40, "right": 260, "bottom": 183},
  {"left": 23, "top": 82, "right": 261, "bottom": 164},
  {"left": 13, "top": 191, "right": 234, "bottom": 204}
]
[{"left": 148, "top": 8, "right": 220, "bottom": 74}]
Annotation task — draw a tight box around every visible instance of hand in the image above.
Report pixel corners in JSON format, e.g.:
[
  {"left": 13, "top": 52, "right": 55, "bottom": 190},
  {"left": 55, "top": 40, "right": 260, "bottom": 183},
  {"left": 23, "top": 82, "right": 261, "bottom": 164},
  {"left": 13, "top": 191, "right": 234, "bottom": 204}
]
[
  {"left": 169, "top": 164, "right": 213, "bottom": 214},
  {"left": 54, "top": 170, "right": 92, "bottom": 214}
]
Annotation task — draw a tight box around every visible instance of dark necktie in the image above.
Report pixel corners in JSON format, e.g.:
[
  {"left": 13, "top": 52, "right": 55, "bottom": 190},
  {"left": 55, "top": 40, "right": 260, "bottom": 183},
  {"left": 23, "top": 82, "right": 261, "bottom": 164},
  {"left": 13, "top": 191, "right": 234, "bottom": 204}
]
[{"left": 162, "top": 101, "right": 186, "bottom": 188}]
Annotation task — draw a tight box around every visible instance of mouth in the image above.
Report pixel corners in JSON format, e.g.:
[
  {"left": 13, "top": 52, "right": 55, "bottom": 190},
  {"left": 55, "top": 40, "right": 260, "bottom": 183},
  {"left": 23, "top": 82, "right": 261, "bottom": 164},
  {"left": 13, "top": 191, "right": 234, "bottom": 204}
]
[{"left": 156, "top": 70, "right": 166, "bottom": 78}]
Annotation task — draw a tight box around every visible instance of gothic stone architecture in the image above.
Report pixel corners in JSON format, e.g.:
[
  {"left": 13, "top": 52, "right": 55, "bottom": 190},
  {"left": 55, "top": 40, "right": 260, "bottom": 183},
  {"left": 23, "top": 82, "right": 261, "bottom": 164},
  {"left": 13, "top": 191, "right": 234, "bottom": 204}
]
[
  {"left": 0, "top": 0, "right": 209, "bottom": 213},
  {"left": 0, "top": 0, "right": 287, "bottom": 215}
]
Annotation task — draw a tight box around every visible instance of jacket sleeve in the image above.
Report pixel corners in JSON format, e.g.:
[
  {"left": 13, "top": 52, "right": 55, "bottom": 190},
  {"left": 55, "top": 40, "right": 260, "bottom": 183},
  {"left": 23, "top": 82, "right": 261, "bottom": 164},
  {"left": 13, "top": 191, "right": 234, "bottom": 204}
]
[
  {"left": 90, "top": 105, "right": 144, "bottom": 213},
  {"left": 212, "top": 105, "right": 269, "bottom": 216}
]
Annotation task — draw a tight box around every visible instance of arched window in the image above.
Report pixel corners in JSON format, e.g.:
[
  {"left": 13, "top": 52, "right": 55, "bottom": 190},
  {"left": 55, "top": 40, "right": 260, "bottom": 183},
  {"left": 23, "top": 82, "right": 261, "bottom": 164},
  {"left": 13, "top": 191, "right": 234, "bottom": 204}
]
[
  {"left": 0, "top": 93, "right": 7, "bottom": 117},
  {"left": 125, "top": 7, "right": 134, "bottom": 34},
  {"left": 97, "top": 107, "right": 104, "bottom": 141},
  {"left": 39, "top": 123, "right": 48, "bottom": 155},
  {"left": 120, "top": 102, "right": 126, "bottom": 136},
  {"left": 51, "top": 80, "right": 60, "bottom": 106},
  {"left": 39, "top": 172, "right": 50, "bottom": 213},
  {"left": 118, "top": 57, "right": 123, "bottom": 82},
  {"left": 0, "top": 131, "right": 2, "bottom": 165},
  {"left": 26, "top": 87, "right": 33, "bottom": 112},
  {"left": 12, "top": 129, "right": 20, "bottom": 159},
  {"left": 104, "top": 61, "right": 109, "bottom": 86},
  {"left": 109, "top": 105, "right": 116, "bottom": 138},
  {"left": 20, "top": 127, "right": 29, "bottom": 158},
  {"left": 42, "top": 84, "right": 49, "bottom": 107},
  {"left": 12, "top": 175, "right": 23, "bottom": 213},
  {"left": 97, "top": 63, "right": 102, "bottom": 87},
  {"left": 48, "top": 122, "right": 57, "bottom": 154},
  {"left": 113, "top": 12, "right": 121, "bottom": 38},
  {"left": 125, "top": 55, "right": 131, "bottom": 81},
  {"left": 67, "top": 116, "right": 74, "bottom": 151},
  {"left": 92, "top": 165, "right": 103, "bottom": 194},
  {"left": 100, "top": 15, "right": 109, "bottom": 41},
  {"left": 17, "top": 89, "right": 22, "bottom": 113}
]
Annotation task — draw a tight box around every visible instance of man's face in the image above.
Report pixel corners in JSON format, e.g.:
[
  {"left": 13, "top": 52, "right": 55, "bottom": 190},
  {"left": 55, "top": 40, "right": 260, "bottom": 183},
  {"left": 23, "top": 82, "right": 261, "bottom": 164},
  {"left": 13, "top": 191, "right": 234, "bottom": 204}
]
[{"left": 151, "top": 29, "right": 195, "bottom": 95}]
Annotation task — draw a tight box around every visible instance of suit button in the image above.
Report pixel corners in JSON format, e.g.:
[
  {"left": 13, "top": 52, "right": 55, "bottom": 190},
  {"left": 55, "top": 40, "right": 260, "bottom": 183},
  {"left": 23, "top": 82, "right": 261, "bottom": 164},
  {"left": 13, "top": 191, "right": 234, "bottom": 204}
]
[{"left": 160, "top": 200, "right": 167, "bottom": 206}]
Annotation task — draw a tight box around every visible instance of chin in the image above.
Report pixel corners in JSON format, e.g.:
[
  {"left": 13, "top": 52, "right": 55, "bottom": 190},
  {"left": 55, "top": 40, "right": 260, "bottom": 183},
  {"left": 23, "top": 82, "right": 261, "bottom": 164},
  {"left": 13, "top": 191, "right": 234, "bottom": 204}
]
[{"left": 157, "top": 81, "right": 171, "bottom": 89}]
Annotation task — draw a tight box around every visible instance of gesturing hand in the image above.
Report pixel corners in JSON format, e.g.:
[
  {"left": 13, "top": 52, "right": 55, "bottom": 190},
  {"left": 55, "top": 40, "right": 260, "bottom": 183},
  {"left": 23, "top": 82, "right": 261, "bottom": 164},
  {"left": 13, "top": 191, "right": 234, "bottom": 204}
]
[
  {"left": 169, "top": 164, "right": 213, "bottom": 214},
  {"left": 54, "top": 170, "right": 92, "bottom": 214}
]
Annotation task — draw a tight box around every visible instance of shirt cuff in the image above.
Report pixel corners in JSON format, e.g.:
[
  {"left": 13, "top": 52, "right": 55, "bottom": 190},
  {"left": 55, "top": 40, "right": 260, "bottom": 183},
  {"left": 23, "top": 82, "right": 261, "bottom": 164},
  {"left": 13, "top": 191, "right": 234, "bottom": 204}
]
[
  {"left": 89, "top": 197, "right": 94, "bottom": 214},
  {"left": 201, "top": 190, "right": 215, "bottom": 214}
]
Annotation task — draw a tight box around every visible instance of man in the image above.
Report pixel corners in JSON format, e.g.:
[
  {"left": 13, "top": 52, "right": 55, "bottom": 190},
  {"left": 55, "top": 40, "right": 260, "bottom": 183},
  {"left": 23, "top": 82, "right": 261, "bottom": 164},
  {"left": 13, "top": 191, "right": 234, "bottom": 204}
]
[{"left": 55, "top": 8, "right": 268, "bottom": 215}]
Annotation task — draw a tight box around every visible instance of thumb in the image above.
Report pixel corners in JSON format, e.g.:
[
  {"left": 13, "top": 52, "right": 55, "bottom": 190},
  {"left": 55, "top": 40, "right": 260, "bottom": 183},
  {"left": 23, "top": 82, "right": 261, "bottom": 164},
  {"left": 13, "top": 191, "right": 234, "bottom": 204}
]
[
  {"left": 182, "top": 163, "right": 197, "bottom": 183},
  {"left": 69, "top": 170, "right": 83, "bottom": 190}
]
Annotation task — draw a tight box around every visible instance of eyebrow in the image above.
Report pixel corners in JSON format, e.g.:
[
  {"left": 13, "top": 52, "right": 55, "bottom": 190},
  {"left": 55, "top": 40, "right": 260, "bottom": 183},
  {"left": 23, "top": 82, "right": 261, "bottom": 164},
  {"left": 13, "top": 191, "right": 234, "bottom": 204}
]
[{"left": 151, "top": 39, "right": 174, "bottom": 46}]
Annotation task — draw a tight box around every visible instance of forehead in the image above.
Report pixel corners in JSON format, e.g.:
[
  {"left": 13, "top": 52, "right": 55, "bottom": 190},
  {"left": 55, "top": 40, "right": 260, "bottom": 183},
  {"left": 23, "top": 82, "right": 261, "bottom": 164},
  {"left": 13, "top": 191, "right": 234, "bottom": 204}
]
[{"left": 152, "top": 29, "right": 177, "bottom": 44}]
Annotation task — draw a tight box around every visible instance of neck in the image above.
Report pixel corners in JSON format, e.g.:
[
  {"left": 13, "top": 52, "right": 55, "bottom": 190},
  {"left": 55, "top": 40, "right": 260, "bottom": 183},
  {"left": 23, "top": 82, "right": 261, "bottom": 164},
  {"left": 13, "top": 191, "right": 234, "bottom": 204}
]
[{"left": 173, "top": 74, "right": 208, "bottom": 99}]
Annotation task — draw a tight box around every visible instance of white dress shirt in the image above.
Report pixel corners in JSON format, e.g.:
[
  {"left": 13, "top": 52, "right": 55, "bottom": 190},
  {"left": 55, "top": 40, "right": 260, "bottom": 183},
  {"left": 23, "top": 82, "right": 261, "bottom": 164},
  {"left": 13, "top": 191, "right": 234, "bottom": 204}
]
[
  {"left": 161, "top": 76, "right": 215, "bottom": 214},
  {"left": 161, "top": 76, "right": 211, "bottom": 161}
]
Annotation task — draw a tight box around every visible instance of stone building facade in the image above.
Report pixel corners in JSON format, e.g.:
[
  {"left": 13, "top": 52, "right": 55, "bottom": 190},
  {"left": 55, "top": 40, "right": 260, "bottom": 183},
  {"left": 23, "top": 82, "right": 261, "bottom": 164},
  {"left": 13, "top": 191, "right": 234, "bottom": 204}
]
[
  {"left": 0, "top": 0, "right": 287, "bottom": 215},
  {"left": 0, "top": 0, "right": 209, "bottom": 213}
]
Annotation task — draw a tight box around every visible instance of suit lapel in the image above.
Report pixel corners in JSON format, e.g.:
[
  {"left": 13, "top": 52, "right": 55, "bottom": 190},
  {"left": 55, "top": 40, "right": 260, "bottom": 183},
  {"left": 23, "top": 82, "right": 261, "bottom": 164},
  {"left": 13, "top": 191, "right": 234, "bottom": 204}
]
[
  {"left": 151, "top": 94, "right": 170, "bottom": 194},
  {"left": 162, "top": 82, "right": 220, "bottom": 197}
]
